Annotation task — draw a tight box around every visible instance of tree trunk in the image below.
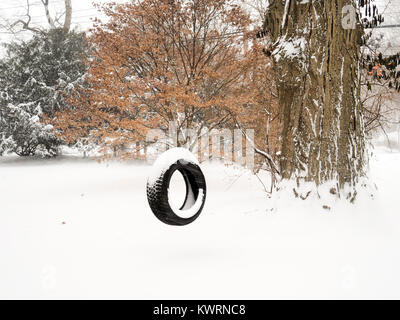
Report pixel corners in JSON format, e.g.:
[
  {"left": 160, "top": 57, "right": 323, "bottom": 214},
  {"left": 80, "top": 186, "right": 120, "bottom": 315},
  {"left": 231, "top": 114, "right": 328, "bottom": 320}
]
[
  {"left": 42, "top": 0, "right": 55, "bottom": 29},
  {"left": 63, "top": 0, "right": 72, "bottom": 34},
  {"left": 42, "top": 0, "right": 72, "bottom": 33},
  {"left": 265, "top": 0, "right": 366, "bottom": 194}
]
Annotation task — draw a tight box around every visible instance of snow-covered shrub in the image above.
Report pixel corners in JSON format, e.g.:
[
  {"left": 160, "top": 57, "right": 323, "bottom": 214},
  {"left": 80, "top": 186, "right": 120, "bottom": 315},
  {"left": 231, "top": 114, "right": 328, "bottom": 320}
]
[
  {"left": 0, "top": 102, "right": 60, "bottom": 156},
  {"left": 0, "top": 28, "right": 89, "bottom": 157}
]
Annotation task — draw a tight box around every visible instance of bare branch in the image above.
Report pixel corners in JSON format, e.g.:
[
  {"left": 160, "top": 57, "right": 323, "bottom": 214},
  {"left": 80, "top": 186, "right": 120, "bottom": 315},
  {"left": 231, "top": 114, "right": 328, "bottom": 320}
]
[{"left": 9, "top": 0, "right": 44, "bottom": 34}]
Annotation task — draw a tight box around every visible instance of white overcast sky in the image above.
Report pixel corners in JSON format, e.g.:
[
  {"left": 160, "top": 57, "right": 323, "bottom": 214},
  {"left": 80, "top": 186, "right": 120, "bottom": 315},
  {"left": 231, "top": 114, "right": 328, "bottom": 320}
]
[
  {"left": 0, "top": 0, "right": 399, "bottom": 53},
  {"left": 0, "top": 0, "right": 126, "bottom": 44}
]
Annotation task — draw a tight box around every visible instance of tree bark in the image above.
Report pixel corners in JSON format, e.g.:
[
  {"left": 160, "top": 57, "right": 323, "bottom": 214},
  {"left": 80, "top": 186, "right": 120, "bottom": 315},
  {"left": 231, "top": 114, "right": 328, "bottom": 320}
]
[
  {"left": 63, "top": 0, "right": 72, "bottom": 34},
  {"left": 41, "top": 0, "right": 72, "bottom": 33},
  {"left": 41, "top": 0, "right": 55, "bottom": 28},
  {"left": 265, "top": 0, "right": 366, "bottom": 192}
]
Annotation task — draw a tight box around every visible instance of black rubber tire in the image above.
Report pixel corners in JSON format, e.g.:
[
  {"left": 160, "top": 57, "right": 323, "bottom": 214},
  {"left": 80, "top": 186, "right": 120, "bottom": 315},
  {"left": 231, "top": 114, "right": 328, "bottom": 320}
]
[{"left": 147, "top": 160, "right": 207, "bottom": 226}]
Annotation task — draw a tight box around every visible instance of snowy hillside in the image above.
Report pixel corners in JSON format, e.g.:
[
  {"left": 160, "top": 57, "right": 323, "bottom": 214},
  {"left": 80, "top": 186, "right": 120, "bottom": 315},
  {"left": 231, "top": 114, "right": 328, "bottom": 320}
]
[{"left": 0, "top": 143, "right": 399, "bottom": 299}]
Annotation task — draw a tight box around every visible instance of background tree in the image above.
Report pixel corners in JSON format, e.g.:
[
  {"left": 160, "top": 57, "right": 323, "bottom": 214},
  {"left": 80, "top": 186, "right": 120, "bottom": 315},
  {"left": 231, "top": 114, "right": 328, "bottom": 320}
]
[
  {"left": 361, "top": 50, "right": 400, "bottom": 136},
  {"left": 360, "top": 29, "right": 400, "bottom": 136},
  {"left": 56, "top": 0, "right": 277, "bottom": 160},
  {"left": 0, "top": 28, "right": 88, "bottom": 156}
]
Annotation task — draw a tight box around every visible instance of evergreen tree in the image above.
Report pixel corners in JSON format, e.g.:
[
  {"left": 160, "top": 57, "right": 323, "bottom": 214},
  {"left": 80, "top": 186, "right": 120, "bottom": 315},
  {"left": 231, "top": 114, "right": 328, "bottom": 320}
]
[{"left": 0, "top": 28, "right": 88, "bottom": 156}]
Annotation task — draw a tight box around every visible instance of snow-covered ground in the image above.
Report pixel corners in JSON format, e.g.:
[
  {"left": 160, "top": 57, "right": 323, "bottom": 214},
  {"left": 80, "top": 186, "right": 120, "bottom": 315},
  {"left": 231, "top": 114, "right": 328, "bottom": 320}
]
[{"left": 0, "top": 142, "right": 400, "bottom": 299}]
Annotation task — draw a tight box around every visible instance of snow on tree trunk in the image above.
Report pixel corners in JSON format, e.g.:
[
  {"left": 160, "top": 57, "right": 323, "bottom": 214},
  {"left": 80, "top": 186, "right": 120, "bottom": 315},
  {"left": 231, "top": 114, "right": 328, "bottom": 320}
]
[{"left": 266, "top": 0, "right": 366, "bottom": 195}]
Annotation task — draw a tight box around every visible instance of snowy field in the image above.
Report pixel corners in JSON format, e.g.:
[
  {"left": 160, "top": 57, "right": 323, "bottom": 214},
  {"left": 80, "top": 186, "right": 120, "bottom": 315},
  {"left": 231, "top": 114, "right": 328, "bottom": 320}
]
[{"left": 0, "top": 143, "right": 400, "bottom": 299}]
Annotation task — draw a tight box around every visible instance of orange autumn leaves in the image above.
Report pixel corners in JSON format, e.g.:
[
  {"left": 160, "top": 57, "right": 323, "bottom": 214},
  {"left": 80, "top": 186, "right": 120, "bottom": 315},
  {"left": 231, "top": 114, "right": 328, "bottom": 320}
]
[{"left": 55, "top": 0, "right": 279, "bottom": 161}]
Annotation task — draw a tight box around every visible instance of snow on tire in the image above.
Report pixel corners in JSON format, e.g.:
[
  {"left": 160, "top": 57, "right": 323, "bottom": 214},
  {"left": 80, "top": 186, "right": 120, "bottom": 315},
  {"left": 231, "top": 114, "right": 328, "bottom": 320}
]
[{"left": 146, "top": 148, "right": 207, "bottom": 226}]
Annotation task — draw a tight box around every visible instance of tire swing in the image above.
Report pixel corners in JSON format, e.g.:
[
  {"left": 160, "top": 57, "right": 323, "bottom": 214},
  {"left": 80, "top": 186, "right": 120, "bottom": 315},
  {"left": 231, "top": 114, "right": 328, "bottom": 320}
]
[{"left": 146, "top": 148, "right": 207, "bottom": 226}]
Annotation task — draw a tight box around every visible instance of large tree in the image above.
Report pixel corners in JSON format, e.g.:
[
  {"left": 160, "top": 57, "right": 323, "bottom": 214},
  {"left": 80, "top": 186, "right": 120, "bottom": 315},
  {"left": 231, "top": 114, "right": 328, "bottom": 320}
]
[
  {"left": 265, "top": 0, "right": 366, "bottom": 198},
  {"left": 56, "top": 0, "right": 278, "bottom": 160}
]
